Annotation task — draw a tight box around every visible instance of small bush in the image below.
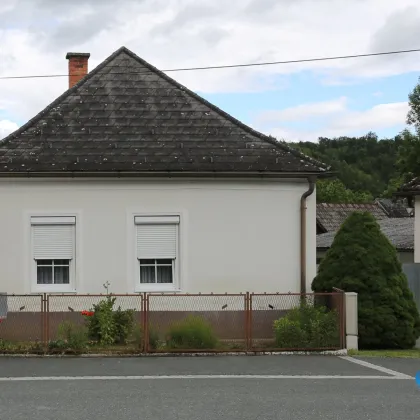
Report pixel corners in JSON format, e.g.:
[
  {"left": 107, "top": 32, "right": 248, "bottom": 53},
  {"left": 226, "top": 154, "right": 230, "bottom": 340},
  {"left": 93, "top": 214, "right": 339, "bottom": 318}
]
[
  {"left": 113, "top": 307, "right": 135, "bottom": 345},
  {"left": 148, "top": 326, "right": 161, "bottom": 350},
  {"left": 274, "top": 303, "right": 339, "bottom": 349},
  {"left": 84, "top": 296, "right": 134, "bottom": 346},
  {"left": 49, "top": 321, "right": 88, "bottom": 352},
  {"left": 131, "top": 324, "right": 161, "bottom": 350},
  {"left": 166, "top": 315, "right": 218, "bottom": 349}
]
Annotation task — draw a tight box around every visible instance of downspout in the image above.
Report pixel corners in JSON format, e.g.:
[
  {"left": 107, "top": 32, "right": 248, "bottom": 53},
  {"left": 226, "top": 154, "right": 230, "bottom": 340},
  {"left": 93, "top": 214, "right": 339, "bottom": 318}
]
[{"left": 300, "top": 177, "right": 316, "bottom": 295}]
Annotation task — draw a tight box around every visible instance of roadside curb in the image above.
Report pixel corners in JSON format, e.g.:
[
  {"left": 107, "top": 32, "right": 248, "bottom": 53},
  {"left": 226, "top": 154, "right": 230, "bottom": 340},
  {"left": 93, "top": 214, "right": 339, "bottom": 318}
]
[{"left": 0, "top": 349, "right": 348, "bottom": 358}]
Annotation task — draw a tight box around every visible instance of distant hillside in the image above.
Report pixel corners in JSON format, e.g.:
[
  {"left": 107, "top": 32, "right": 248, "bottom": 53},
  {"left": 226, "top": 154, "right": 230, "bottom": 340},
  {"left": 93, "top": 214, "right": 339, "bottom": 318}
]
[{"left": 290, "top": 131, "right": 408, "bottom": 203}]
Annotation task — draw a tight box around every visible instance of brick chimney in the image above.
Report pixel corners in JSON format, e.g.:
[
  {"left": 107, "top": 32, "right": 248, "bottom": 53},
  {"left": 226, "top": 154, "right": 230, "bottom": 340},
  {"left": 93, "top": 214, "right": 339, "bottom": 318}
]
[{"left": 66, "top": 52, "right": 90, "bottom": 89}]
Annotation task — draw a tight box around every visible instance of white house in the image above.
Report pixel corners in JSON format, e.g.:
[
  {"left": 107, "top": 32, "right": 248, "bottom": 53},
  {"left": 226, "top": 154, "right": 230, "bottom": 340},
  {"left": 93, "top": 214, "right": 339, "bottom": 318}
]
[{"left": 0, "top": 46, "right": 329, "bottom": 296}]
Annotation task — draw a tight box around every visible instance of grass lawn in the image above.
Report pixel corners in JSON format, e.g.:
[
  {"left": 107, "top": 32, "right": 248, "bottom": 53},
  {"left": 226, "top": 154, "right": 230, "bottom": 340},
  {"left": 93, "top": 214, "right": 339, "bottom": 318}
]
[{"left": 348, "top": 349, "right": 420, "bottom": 358}]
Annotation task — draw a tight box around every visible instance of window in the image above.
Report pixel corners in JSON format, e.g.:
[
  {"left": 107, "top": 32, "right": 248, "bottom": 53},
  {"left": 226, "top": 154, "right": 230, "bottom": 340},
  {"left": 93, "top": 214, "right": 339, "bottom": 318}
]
[
  {"left": 37, "top": 260, "right": 70, "bottom": 285},
  {"left": 31, "top": 216, "right": 76, "bottom": 292},
  {"left": 139, "top": 259, "right": 173, "bottom": 284},
  {"left": 135, "top": 216, "right": 179, "bottom": 291}
]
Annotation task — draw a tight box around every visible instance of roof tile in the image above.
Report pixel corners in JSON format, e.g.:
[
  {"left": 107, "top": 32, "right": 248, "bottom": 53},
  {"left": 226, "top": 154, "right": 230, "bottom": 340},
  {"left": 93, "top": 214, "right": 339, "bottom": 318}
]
[{"left": 0, "top": 46, "right": 328, "bottom": 176}]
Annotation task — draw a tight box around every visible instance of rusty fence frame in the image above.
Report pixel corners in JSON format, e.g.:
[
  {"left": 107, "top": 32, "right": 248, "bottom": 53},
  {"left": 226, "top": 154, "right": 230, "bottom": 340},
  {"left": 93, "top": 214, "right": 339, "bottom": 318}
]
[
  {"left": 248, "top": 292, "right": 346, "bottom": 352},
  {"left": 44, "top": 293, "right": 144, "bottom": 347},
  {"left": 144, "top": 292, "right": 250, "bottom": 353},
  {"left": 0, "top": 292, "right": 345, "bottom": 353}
]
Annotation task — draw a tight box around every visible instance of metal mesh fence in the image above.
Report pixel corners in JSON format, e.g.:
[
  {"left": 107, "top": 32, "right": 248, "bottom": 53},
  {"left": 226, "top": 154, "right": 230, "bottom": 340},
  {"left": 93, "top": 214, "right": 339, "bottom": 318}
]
[
  {"left": 250, "top": 293, "right": 344, "bottom": 350},
  {"left": 46, "top": 294, "right": 143, "bottom": 349},
  {"left": 145, "top": 294, "right": 248, "bottom": 352},
  {"left": 0, "top": 292, "right": 344, "bottom": 352},
  {"left": 0, "top": 295, "right": 44, "bottom": 343}
]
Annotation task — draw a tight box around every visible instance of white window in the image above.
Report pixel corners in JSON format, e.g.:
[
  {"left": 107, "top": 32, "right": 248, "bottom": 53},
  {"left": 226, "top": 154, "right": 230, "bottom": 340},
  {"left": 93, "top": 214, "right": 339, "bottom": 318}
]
[
  {"left": 31, "top": 216, "right": 76, "bottom": 292},
  {"left": 135, "top": 215, "right": 179, "bottom": 291}
]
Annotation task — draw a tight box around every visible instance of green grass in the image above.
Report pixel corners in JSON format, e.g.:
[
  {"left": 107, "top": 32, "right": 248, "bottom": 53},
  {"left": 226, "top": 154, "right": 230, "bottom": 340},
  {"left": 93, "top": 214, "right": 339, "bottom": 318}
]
[{"left": 348, "top": 349, "right": 420, "bottom": 358}]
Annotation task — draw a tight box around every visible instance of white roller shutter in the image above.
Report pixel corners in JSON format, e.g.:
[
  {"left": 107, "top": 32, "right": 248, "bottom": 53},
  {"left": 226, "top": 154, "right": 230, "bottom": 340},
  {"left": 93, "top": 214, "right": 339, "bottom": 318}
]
[
  {"left": 31, "top": 217, "right": 75, "bottom": 260},
  {"left": 136, "top": 221, "right": 178, "bottom": 259}
]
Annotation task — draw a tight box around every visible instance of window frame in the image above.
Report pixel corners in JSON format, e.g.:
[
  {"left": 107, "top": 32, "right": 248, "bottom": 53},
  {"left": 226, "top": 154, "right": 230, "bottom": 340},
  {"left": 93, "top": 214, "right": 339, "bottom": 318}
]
[
  {"left": 133, "top": 214, "right": 180, "bottom": 293},
  {"left": 29, "top": 214, "right": 77, "bottom": 293}
]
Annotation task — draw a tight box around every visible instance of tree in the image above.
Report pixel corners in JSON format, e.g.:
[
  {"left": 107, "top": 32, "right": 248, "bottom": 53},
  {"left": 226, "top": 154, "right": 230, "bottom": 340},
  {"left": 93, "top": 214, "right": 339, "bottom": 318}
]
[
  {"left": 312, "top": 212, "right": 420, "bottom": 349},
  {"left": 394, "top": 129, "right": 420, "bottom": 184},
  {"left": 291, "top": 133, "right": 400, "bottom": 199},
  {"left": 316, "top": 179, "right": 372, "bottom": 204},
  {"left": 407, "top": 77, "right": 420, "bottom": 134}
]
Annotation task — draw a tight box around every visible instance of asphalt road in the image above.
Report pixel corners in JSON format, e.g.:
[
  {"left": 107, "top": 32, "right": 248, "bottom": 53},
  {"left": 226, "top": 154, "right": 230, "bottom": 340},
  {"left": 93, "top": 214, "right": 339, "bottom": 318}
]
[{"left": 0, "top": 355, "right": 418, "bottom": 420}]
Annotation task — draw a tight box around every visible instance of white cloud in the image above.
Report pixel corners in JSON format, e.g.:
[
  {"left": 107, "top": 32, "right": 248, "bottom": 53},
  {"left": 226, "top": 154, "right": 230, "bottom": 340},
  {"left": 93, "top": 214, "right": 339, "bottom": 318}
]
[
  {"left": 0, "top": 0, "right": 420, "bottom": 129},
  {"left": 258, "top": 101, "right": 409, "bottom": 142},
  {"left": 329, "top": 102, "right": 409, "bottom": 132},
  {"left": 255, "top": 97, "right": 347, "bottom": 124},
  {"left": 0, "top": 120, "right": 19, "bottom": 139}
]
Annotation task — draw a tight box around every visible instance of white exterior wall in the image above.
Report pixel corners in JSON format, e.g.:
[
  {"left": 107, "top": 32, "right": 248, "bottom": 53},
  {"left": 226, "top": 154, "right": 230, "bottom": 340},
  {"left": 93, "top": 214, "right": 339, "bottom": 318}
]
[
  {"left": 415, "top": 197, "right": 420, "bottom": 263},
  {"left": 0, "top": 178, "right": 316, "bottom": 295}
]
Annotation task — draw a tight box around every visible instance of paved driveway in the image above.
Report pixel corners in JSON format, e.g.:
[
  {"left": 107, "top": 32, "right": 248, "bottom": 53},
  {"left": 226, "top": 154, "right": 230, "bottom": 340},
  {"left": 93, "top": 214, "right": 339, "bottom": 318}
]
[{"left": 0, "top": 355, "right": 418, "bottom": 420}]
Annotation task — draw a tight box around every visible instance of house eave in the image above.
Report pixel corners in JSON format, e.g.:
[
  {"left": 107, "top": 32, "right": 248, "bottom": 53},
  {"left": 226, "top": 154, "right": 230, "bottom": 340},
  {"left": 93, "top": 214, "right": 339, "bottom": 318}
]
[{"left": 0, "top": 170, "right": 332, "bottom": 179}]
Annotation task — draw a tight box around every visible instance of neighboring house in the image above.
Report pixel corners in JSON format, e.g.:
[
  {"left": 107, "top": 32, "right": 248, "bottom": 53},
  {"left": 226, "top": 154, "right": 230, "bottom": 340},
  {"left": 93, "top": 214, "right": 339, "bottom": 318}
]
[
  {"left": 316, "top": 203, "right": 389, "bottom": 234},
  {"left": 0, "top": 46, "right": 329, "bottom": 296},
  {"left": 317, "top": 217, "right": 415, "bottom": 265},
  {"left": 316, "top": 201, "right": 412, "bottom": 235},
  {"left": 375, "top": 198, "right": 414, "bottom": 218},
  {"left": 397, "top": 179, "right": 420, "bottom": 264},
  {"left": 317, "top": 215, "right": 420, "bottom": 314}
]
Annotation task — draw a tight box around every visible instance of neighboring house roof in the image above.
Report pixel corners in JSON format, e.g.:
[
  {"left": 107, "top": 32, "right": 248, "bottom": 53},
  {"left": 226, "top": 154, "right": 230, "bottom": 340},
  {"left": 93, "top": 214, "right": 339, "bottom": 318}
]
[
  {"left": 317, "top": 217, "right": 414, "bottom": 251},
  {"left": 375, "top": 198, "right": 413, "bottom": 218},
  {"left": 316, "top": 203, "right": 389, "bottom": 233},
  {"left": 397, "top": 177, "right": 420, "bottom": 196},
  {"left": 0, "top": 46, "right": 329, "bottom": 177}
]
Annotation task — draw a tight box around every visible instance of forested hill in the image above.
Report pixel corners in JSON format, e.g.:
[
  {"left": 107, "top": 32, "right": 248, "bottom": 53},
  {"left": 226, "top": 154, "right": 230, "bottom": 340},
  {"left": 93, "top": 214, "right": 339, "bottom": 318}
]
[{"left": 290, "top": 130, "right": 418, "bottom": 203}]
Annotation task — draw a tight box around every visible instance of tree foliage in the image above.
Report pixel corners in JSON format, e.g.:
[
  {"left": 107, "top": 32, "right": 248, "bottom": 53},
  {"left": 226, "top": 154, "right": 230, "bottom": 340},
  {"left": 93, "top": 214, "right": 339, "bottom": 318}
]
[
  {"left": 312, "top": 212, "right": 420, "bottom": 349},
  {"left": 316, "top": 179, "right": 372, "bottom": 204},
  {"left": 407, "top": 77, "right": 420, "bottom": 134}
]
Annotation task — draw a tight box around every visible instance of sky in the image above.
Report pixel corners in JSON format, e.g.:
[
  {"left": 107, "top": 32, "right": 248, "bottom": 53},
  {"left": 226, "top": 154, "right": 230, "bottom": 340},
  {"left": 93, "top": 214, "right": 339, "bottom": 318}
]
[{"left": 1, "top": 0, "right": 420, "bottom": 142}]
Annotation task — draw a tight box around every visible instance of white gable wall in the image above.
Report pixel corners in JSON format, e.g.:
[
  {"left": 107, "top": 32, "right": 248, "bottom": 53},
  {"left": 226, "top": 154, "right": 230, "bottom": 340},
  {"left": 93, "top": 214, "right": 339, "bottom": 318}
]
[{"left": 0, "top": 178, "right": 316, "bottom": 295}]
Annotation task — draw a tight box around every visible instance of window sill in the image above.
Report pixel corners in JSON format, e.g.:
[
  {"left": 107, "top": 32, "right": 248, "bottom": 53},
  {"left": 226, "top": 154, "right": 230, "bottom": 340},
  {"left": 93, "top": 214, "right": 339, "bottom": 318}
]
[
  {"left": 135, "top": 286, "right": 181, "bottom": 294},
  {"left": 31, "top": 287, "right": 77, "bottom": 294}
]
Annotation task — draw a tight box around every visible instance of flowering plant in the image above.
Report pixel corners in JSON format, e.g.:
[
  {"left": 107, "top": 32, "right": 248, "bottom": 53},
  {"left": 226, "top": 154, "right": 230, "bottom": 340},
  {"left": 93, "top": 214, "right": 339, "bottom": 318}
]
[{"left": 81, "top": 310, "right": 94, "bottom": 317}]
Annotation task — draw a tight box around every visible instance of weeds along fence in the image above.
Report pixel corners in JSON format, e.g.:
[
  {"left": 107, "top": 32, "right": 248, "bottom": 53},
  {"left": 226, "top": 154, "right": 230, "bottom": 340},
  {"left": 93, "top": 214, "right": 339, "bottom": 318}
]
[{"left": 0, "top": 292, "right": 345, "bottom": 353}]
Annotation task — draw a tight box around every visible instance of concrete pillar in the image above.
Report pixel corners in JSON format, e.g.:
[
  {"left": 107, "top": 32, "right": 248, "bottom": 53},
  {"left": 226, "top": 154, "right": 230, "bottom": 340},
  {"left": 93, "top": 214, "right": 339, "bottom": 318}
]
[{"left": 345, "top": 292, "right": 358, "bottom": 350}]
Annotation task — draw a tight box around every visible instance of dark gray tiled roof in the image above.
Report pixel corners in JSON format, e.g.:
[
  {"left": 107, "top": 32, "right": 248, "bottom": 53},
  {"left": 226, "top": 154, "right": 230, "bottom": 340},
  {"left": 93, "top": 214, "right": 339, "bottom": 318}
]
[
  {"left": 398, "top": 177, "right": 420, "bottom": 195},
  {"left": 317, "top": 217, "right": 414, "bottom": 251},
  {"left": 375, "top": 198, "right": 412, "bottom": 218},
  {"left": 316, "top": 203, "right": 389, "bottom": 233},
  {"left": 0, "top": 46, "right": 329, "bottom": 176}
]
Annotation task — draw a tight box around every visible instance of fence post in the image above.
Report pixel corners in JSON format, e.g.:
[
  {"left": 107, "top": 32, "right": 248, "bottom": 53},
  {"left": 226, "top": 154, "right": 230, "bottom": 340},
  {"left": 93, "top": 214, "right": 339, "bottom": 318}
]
[
  {"left": 143, "top": 293, "right": 149, "bottom": 353},
  {"left": 248, "top": 293, "right": 253, "bottom": 351},
  {"left": 41, "top": 293, "right": 46, "bottom": 349},
  {"left": 45, "top": 294, "right": 50, "bottom": 345},
  {"left": 244, "top": 292, "right": 249, "bottom": 351},
  {"left": 345, "top": 292, "right": 358, "bottom": 350}
]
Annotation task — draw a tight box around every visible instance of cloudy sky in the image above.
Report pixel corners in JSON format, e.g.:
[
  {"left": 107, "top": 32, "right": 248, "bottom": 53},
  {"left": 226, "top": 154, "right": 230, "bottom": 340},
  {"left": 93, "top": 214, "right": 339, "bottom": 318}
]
[{"left": 1, "top": 0, "right": 420, "bottom": 142}]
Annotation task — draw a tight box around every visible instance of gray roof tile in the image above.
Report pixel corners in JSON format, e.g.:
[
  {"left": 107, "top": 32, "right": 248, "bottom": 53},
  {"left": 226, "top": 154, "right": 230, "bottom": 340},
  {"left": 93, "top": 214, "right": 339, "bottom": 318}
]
[
  {"left": 316, "top": 203, "right": 389, "bottom": 233},
  {"left": 317, "top": 217, "right": 414, "bottom": 251},
  {"left": 0, "top": 47, "right": 329, "bottom": 176}
]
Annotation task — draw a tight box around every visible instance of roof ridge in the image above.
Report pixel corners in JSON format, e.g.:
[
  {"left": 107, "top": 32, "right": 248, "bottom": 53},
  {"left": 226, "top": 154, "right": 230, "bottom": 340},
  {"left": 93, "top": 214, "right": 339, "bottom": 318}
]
[
  {"left": 118, "top": 47, "right": 329, "bottom": 172},
  {"left": 0, "top": 46, "right": 330, "bottom": 174}
]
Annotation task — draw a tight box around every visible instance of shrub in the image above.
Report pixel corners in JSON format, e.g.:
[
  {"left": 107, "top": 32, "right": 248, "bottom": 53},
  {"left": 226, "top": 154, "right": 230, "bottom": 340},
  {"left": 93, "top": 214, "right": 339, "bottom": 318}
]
[
  {"left": 113, "top": 307, "right": 135, "bottom": 345},
  {"left": 84, "top": 296, "right": 134, "bottom": 346},
  {"left": 273, "top": 303, "right": 339, "bottom": 348},
  {"left": 131, "top": 324, "right": 161, "bottom": 350},
  {"left": 166, "top": 315, "right": 218, "bottom": 349},
  {"left": 312, "top": 211, "right": 420, "bottom": 349},
  {"left": 49, "top": 321, "right": 88, "bottom": 352}
]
